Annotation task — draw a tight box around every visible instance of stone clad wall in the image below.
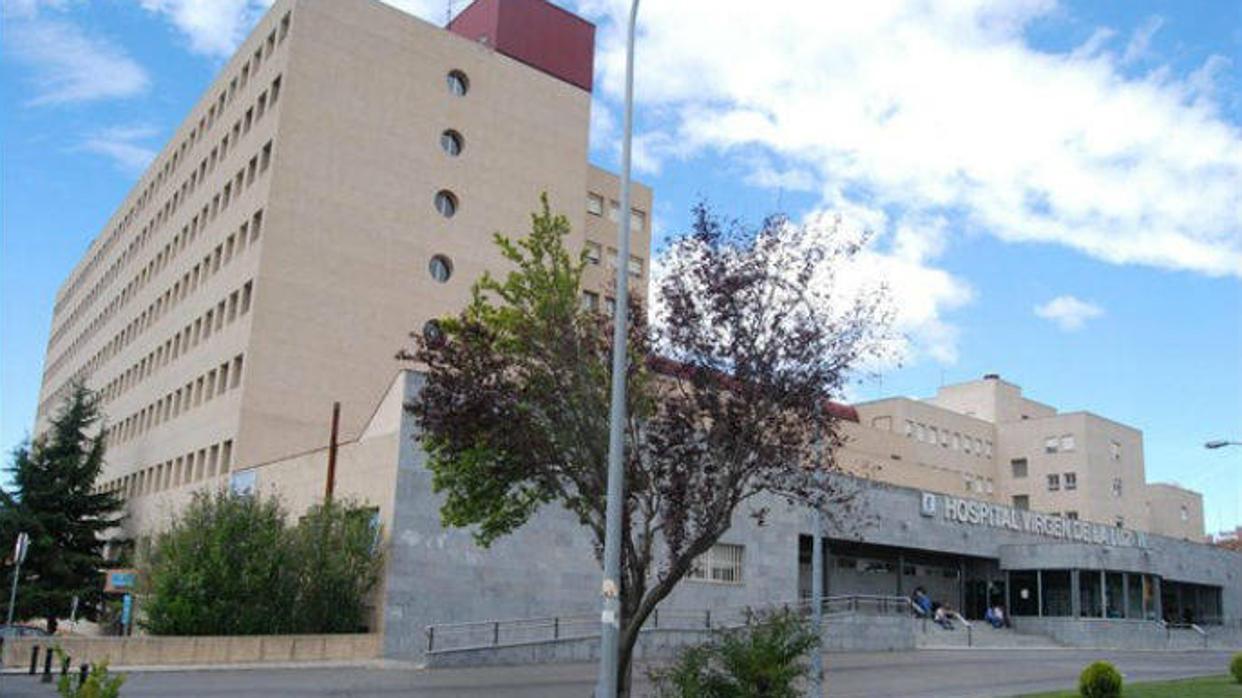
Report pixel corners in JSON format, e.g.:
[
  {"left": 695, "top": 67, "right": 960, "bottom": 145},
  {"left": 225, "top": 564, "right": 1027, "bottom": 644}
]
[
  {"left": 0, "top": 634, "right": 379, "bottom": 668},
  {"left": 379, "top": 373, "right": 1242, "bottom": 661}
]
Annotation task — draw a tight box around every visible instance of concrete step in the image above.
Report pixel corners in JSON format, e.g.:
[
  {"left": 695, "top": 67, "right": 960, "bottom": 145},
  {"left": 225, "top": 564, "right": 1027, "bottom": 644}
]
[{"left": 915, "top": 621, "right": 1061, "bottom": 649}]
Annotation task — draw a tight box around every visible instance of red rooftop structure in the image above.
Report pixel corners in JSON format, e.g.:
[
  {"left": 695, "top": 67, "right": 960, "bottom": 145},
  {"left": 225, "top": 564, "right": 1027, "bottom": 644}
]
[{"left": 448, "top": 0, "right": 596, "bottom": 92}]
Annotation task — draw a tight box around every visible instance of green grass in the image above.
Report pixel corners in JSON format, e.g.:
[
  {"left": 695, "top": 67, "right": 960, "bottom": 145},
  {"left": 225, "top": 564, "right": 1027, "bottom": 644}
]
[{"left": 1019, "top": 675, "right": 1242, "bottom": 697}]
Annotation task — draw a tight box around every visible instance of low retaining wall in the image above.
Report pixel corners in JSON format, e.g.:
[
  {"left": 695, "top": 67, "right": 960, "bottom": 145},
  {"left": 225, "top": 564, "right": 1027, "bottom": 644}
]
[
  {"left": 821, "top": 614, "right": 914, "bottom": 652},
  {"left": 425, "top": 613, "right": 914, "bottom": 668},
  {"left": 1, "top": 633, "right": 380, "bottom": 668},
  {"left": 1012, "top": 618, "right": 1236, "bottom": 650}
]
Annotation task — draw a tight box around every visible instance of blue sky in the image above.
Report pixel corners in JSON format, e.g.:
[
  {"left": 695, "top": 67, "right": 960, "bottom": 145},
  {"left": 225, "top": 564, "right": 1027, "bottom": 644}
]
[{"left": 2, "top": 0, "right": 1240, "bottom": 533}]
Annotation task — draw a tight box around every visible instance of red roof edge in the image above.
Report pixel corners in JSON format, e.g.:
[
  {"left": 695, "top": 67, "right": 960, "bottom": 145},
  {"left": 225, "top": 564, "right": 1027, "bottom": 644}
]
[{"left": 645, "top": 356, "right": 859, "bottom": 423}]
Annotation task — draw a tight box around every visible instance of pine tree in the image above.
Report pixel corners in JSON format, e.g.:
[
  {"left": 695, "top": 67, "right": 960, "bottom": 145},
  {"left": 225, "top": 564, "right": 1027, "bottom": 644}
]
[{"left": 1, "top": 384, "right": 124, "bottom": 627}]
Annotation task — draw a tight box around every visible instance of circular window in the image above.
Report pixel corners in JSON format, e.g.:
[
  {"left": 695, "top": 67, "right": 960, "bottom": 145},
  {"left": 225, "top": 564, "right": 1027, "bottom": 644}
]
[
  {"left": 446, "top": 70, "right": 469, "bottom": 96},
  {"left": 440, "top": 130, "right": 463, "bottom": 156},
  {"left": 422, "top": 320, "right": 445, "bottom": 346},
  {"left": 434, "top": 190, "right": 458, "bottom": 218},
  {"left": 428, "top": 255, "right": 453, "bottom": 283}
]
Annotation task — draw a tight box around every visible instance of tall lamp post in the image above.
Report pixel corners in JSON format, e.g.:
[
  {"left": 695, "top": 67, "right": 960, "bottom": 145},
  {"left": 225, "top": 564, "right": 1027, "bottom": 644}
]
[
  {"left": 595, "top": 1, "right": 640, "bottom": 696},
  {"left": 809, "top": 405, "right": 826, "bottom": 698}
]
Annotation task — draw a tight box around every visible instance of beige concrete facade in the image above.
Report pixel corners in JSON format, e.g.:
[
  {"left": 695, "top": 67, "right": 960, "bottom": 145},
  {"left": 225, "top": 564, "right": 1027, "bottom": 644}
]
[
  {"left": 35, "top": 0, "right": 651, "bottom": 537},
  {"left": 849, "top": 375, "right": 1204, "bottom": 540},
  {"left": 35, "top": 0, "right": 1200, "bottom": 556}
]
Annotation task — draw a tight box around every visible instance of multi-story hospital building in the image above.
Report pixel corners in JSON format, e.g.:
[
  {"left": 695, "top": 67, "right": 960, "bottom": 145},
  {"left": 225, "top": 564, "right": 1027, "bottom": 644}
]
[{"left": 32, "top": 0, "right": 1238, "bottom": 661}]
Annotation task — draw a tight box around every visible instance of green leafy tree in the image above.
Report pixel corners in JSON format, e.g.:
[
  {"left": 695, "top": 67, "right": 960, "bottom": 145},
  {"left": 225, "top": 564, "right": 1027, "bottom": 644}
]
[
  {"left": 404, "top": 198, "right": 890, "bottom": 694},
  {"left": 289, "top": 499, "right": 384, "bottom": 633},
  {"left": 143, "top": 490, "right": 297, "bottom": 635},
  {"left": 1, "top": 385, "right": 124, "bottom": 628}
]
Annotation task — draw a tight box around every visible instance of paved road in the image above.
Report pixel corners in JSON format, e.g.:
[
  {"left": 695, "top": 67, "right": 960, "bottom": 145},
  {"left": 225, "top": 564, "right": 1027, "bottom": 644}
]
[{"left": 3, "top": 649, "right": 1237, "bottom": 697}]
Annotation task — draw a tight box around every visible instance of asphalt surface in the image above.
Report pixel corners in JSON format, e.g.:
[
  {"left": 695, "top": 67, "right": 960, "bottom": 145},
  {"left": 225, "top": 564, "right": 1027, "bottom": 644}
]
[{"left": 2, "top": 649, "right": 1238, "bottom": 697}]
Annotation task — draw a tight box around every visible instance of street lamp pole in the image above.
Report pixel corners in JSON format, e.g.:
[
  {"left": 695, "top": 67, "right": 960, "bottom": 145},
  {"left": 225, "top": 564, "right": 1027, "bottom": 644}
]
[
  {"left": 596, "top": 1, "right": 640, "bottom": 695},
  {"left": 809, "top": 407, "right": 825, "bottom": 697}
]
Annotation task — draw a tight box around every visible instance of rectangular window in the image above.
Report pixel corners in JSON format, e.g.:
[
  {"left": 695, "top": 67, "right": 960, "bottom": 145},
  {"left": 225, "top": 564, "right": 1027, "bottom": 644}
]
[
  {"left": 687, "top": 543, "right": 744, "bottom": 585},
  {"left": 928, "top": 427, "right": 938, "bottom": 445},
  {"left": 1110, "top": 440, "right": 1121, "bottom": 460},
  {"left": 1047, "top": 474, "right": 1060, "bottom": 491},
  {"left": 1044, "top": 436, "right": 1059, "bottom": 453},
  {"left": 608, "top": 200, "right": 619, "bottom": 222},
  {"left": 1066, "top": 511, "right": 1078, "bottom": 520},
  {"left": 1011, "top": 458, "right": 1028, "bottom": 478},
  {"left": 580, "top": 291, "right": 599, "bottom": 311},
  {"left": 1111, "top": 478, "right": 1123, "bottom": 497},
  {"left": 1012, "top": 495, "right": 1030, "bottom": 511},
  {"left": 1060, "top": 434, "right": 1075, "bottom": 451},
  {"left": 627, "top": 255, "right": 643, "bottom": 277},
  {"left": 585, "top": 241, "right": 602, "bottom": 264},
  {"left": 587, "top": 193, "right": 604, "bottom": 216},
  {"left": 1064, "top": 472, "right": 1077, "bottom": 490},
  {"left": 630, "top": 208, "right": 646, "bottom": 232}
]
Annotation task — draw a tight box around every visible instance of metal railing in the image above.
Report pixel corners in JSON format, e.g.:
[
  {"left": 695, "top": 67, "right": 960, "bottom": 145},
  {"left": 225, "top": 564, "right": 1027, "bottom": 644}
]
[
  {"left": 425, "top": 594, "right": 912, "bottom": 653},
  {"left": 1158, "top": 620, "right": 1210, "bottom": 648},
  {"left": 952, "top": 611, "right": 973, "bottom": 647}
]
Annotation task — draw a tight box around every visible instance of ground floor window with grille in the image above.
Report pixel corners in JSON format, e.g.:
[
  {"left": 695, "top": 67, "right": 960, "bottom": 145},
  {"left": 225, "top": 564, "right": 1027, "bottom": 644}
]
[{"left": 688, "top": 543, "right": 745, "bottom": 584}]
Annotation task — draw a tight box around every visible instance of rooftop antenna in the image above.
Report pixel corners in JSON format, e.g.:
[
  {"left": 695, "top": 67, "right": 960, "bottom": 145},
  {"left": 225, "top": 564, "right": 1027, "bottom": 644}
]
[{"left": 445, "top": 0, "right": 454, "bottom": 26}]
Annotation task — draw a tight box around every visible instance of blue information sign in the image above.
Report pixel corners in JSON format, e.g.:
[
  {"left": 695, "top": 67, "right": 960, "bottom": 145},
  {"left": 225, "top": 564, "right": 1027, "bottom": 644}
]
[{"left": 121, "top": 594, "right": 133, "bottom": 629}]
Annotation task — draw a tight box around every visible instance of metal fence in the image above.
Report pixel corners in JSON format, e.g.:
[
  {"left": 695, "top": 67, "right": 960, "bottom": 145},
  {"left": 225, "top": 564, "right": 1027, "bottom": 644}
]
[{"left": 425, "top": 594, "right": 914, "bottom": 653}]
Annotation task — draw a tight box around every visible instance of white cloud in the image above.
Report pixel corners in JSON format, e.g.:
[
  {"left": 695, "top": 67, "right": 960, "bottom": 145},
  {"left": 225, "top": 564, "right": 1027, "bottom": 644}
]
[
  {"left": 138, "top": 0, "right": 269, "bottom": 57},
  {"left": 136, "top": 0, "right": 446, "bottom": 58},
  {"left": 576, "top": 0, "right": 1241, "bottom": 366},
  {"left": 581, "top": 0, "right": 1242, "bottom": 282},
  {"left": 79, "top": 125, "right": 160, "bottom": 172},
  {"left": 4, "top": 17, "right": 149, "bottom": 105},
  {"left": 829, "top": 212, "right": 973, "bottom": 364},
  {"left": 1034, "top": 295, "right": 1104, "bottom": 331},
  {"left": 1121, "top": 16, "right": 1164, "bottom": 65}
]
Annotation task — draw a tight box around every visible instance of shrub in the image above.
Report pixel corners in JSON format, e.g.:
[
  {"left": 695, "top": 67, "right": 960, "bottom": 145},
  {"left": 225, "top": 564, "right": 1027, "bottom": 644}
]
[
  {"left": 288, "top": 499, "right": 384, "bottom": 633},
  {"left": 1078, "top": 660, "right": 1123, "bottom": 698},
  {"left": 53, "top": 647, "right": 125, "bottom": 698},
  {"left": 143, "top": 490, "right": 383, "bottom": 635},
  {"left": 143, "top": 490, "right": 297, "bottom": 635},
  {"left": 1230, "top": 652, "right": 1242, "bottom": 684},
  {"left": 651, "top": 609, "right": 819, "bottom": 698}
]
